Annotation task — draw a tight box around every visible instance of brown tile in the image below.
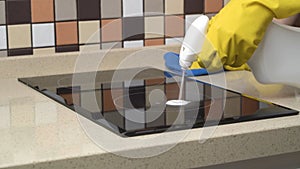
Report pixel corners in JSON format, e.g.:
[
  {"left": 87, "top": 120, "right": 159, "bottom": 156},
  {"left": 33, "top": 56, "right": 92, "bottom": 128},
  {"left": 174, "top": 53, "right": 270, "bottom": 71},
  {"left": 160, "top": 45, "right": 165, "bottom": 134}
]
[
  {"left": 103, "top": 89, "right": 123, "bottom": 112},
  {"left": 77, "top": 0, "right": 100, "bottom": 20},
  {"left": 145, "top": 77, "right": 165, "bottom": 85},
  {"left": 56, "top": 21, "right": 78, "bottom": 45},
  {"left": 144, "top": 39, "right": 164, "bottom": 46},
  {"left": 101, "top": 19, "right": 122, "bottom": 42},
  {"left": 165, "top": 82, "right": 179, "bottom": 100},
  {"left": 31, "top": 0, "right": 54, "bottom": 23},
  {"left": 242, "top": 96, "right": 259, "bottom": 116},
  {"left": 59, "top": 93, "right": 81, "bottom": 106},
  {"left": 6, "top": 0, "right": 31, "bottom": 24},
  {"left": 204, "top": 0, "right": 223, "bottom": 13},
  {"left": 165, "top": 15, "right": 184, "bottom": 38},
  {"left": 184, "top": 0, "right": 204, "bottom": 14}
]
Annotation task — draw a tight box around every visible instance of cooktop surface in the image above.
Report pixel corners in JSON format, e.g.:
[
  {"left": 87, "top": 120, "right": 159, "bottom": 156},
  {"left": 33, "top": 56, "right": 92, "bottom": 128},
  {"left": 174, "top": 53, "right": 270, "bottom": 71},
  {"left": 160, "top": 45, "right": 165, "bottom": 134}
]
[{"left": 19, "top": 68, "right": 299, "bottom": 137}]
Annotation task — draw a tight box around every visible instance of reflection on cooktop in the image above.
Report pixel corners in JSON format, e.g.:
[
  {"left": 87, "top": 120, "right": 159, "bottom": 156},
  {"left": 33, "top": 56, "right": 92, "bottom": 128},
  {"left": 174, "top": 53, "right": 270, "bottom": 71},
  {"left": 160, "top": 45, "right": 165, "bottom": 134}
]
[{"left": 19, "top": 68, "right": 299, "bottom": 137}]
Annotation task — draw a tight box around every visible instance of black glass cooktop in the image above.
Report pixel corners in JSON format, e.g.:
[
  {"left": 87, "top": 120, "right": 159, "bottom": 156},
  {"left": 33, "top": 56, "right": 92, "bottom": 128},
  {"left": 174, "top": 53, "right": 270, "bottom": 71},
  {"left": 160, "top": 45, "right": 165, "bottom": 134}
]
[{"left": 19, "top": 68, "right": 298, "bottom": 137}]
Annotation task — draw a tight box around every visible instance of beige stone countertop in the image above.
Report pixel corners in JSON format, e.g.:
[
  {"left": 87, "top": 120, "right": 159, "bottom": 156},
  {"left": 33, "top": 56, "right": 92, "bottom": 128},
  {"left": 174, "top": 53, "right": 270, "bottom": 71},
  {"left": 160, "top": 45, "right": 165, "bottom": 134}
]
[{"left": 0, "top": 46, "right": 300, "bottom": 169}]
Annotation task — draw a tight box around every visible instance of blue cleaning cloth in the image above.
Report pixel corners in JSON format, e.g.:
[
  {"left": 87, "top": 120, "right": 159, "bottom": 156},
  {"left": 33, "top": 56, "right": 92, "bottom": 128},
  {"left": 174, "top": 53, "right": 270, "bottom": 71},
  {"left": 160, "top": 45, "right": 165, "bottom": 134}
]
[{"left": 164, "top": 52, "right": 208, "bottom": 76}]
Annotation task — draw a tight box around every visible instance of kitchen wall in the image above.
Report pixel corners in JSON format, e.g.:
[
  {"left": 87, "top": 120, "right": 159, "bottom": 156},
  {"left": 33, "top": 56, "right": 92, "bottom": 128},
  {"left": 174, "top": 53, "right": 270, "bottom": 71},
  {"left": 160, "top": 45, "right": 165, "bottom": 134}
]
[{"left": 0, "top": 0, "right": 224, "bottom": 57}]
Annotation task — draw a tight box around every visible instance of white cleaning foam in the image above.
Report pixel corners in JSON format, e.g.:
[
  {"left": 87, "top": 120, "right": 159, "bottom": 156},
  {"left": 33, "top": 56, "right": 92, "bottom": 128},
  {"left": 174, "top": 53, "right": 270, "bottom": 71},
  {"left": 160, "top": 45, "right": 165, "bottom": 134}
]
[
  {"left": 166, "top": 99, "right": 191, "bottom": 106},
  {"left": 166, "top": 69, "right": 190, "bottom": 106}
]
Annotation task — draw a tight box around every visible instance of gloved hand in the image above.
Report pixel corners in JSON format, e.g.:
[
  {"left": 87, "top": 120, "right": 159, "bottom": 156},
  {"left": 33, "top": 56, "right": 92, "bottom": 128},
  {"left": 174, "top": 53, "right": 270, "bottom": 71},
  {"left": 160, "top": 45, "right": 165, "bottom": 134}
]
[{"left": 196, "top": 0, "right": 300, "bottom": 73}]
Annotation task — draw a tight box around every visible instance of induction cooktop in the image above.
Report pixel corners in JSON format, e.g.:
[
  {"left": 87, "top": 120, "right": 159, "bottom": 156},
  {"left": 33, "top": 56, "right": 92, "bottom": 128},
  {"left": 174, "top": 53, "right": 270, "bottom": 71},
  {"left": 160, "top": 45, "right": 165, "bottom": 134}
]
[{"left": 19, "top": 68, "right": 299, "bottom": 137}]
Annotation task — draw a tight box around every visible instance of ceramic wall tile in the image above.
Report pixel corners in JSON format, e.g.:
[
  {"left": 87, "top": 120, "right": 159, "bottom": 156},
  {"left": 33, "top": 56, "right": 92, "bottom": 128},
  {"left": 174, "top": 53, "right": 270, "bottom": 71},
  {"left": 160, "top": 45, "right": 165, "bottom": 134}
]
[
  {"left": 123, "top": 0, "right": 143, "bottom": 17},
  {"left": 122, "top": 17, "right": 144, "bottom": 40},
  {"left": 77, "top": 0, "right": 100, "bottom": 21},
  {"left": 204, "top": 0, "right": 223, "bottom": 13},
  {"left": 185, "top": 14, "right": 202, "bottom": 31},
  {"left": 31, "top": 0, "right": 54, "bottom": 23},
  {"left": 145, "top": 16, "right": 164, "bottom": 39},
  {"left": 8, "top": 24, "right": 31, "bottom": 49},
  {"left": 32, "top": 23, "right": 55, "bottom": 47},
  {"left": 101, "top": 19, "right": 122, "bottom": 42},
  {"left": 144, "top": 0, "right": 164, "bottom": 16},
  {"left": 0, "top": 1, "right": 6, "bottom": 25},
  {"left": 55, "top": 21, "right": 78, "bottom": 46},
  {"left": 78, "top": 21, "right": 100, "bottom": 44},
  {"left": 165, "top": 0, "right": 184, "bottom": 15},
  {"left": 165, "top": 15, "right": 184, "bottom": 37},
  {"left": 0, "top": 26, "right": 7, "bottom": 50},
  {"left": 101, "top": 0, "right": 121, "bottom": 19},
  {"left": 55, "top": 0, "right": 77, "bottom": 21},
  {"left": 123, "top": 40, "right": 144, "bottom": 48},
  {"left": 144, "top": 39, "right": 164, "bottom": 46},
  {"left": 184, "top": 0, "right": 204, "bottom": 14},
  {"left": 2, "top": 0, "right": 224, "bottom": 57}
]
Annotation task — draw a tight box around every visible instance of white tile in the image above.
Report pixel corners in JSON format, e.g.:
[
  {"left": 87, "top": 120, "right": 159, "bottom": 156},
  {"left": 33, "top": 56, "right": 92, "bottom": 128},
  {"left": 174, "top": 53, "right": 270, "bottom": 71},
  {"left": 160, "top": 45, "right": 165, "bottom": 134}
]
[
  {"left": 185, "top": 14, "right": 202, "bottom": 32},
  {"left": 0, "top": 26, "right": 7, "bottom": 50},
  {"left": 32, "top": 23, "right": 55, "bottom": 48},
  {"left": 123, "top": 0, "right": 143, "bottom": 17},
  {"left": 165, "top": 37, "right": 183, "bottom": 45},
  {"left": 123, "top": 40, "right": 143, "bottom": 48},
  {"left": 124, "top": 79, "right": 144, "bottom": 87}
]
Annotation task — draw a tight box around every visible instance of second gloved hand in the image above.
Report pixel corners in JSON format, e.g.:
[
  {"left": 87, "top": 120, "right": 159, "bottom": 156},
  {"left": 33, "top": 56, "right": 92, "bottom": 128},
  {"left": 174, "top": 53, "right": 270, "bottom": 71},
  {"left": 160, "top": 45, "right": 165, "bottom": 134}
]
[{"left": 197, "top": 0, "right": 300, "bottom": 72}]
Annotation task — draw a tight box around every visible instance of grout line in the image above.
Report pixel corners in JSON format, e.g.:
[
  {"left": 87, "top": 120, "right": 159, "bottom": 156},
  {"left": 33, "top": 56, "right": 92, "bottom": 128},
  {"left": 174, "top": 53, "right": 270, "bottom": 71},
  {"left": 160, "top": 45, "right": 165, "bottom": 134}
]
[
  {"left": 29, "top": 0, "right": 34, "bottom": 54},
  {"left": 53, "top": 0, "right": 57, "bottom": 52},
  {"left": 76, "top": 0, "right": 80, "bottom": 51}
]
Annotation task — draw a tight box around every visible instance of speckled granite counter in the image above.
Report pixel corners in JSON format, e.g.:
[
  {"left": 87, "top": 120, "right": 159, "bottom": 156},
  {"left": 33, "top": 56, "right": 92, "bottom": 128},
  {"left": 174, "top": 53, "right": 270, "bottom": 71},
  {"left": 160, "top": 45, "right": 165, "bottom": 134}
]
[{"left": 1, "top": 46, "right": 300, "bottom": 169}]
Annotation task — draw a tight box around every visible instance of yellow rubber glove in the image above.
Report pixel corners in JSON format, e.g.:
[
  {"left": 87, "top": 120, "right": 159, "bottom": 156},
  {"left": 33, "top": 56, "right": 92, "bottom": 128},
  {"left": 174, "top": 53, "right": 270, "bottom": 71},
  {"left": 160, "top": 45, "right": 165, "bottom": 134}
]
[{"left": 194, "top": 0, "right": 300, "bottom": 73}]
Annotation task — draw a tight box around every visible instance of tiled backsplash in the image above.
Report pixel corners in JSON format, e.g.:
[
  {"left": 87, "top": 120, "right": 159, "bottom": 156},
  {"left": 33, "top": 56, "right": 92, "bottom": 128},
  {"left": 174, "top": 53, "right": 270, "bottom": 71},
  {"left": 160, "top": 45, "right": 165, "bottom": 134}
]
[{"left": 0, "top": 0, "right": 224, "bottom": 57}]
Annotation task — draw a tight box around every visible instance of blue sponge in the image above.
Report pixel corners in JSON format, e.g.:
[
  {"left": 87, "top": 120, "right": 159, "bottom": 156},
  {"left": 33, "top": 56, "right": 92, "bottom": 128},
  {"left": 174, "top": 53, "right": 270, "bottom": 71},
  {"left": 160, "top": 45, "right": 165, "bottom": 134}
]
[{"left": 164, "top": 52, "right": 208, "bottom": 76}]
